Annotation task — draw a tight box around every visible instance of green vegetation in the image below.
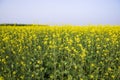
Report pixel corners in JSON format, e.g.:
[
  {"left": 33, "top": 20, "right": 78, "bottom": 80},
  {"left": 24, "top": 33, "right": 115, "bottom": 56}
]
[{"left": 0, "top": 25, "right": 120, "bottom": 80}]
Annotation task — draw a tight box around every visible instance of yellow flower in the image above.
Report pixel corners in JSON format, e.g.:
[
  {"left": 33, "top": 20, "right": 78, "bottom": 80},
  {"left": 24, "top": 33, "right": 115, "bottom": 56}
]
[
  {"left": 32, "top": 34, "right": 36, "bottom": 39},
  {"left": 65, "top": 46, "right": 70, "bottom": 52},
  {"left": 31, "top": 74, "right": 34, "bottom": 77},
  {"left": 29, "top": 62, "right": 32, "bottom": 64},
  {"left": 0, "top": 49, "right": 5, "bottom": 53},
  {"left": 12, "top": 50, "right": 16, "bottom": 54},
  {"left": 88, "top": 40, "right": 91, "bottom": 44},
  {"left": 2, "top": 37, "right": 9, "bottom": 42},
  {"left": 105, "top": 73, "right": 108, "bottom": 76},
  {"left": 77, "top": 44, "right": 83, "bottom": 48},
  {"left": 106, "top": 38, "right": 110, "bottom": 41},
  {"left": 37, "top": 46, "right": 41, "bottom": 50},
  {"left": 80, "top": 78, "right": 83, "bottom": 80},
  {"left": 103, "top": 45, "right": 107, "bottom": 48},
  {"left": 43, "top": 41, "right": 47, "bottom": 45},
  {"left": 111, "top": 75, "right": 115, "bottom": 78},
  {"left": 37, "top": 60, "right": 42, "bottom": 64},
  {"left": 96, "top": 38, "right": 100, "bottom": 41},
  {"left": 80, "top": 53, "right": 86, "bottom": 59},
  {"left": 91, "top": 63, "right": 95, "bottom": 67},
  {"left": 90, "top": 75, "right": 94, "bottom": 78},
  {"left": 104, "top": 53, "right": 107, "bottom": 56},
  {"left": 100, "top": 61, "right": 103, "bottom": 64},
  {"left": 6, "top": 56, "right": 9, "bottom": 59},
  {"left": 1, "top": 59, "right": 6, "bottom": 64},
  {"left": 74, "top": 65, "right": 77, "bottom": 69},
  {"left": 96, "top": 45, "right": 101, "bottom": 48},
  {"left": 20, "top": 61, "right": 26, "bottom": 67},
  {"left": 12, "top": 71, "right": 16, "bottom": 75},
  {"left": 96, "top": 50, "right": 99, "bottom": 54},
  {"left": 20, "top": 75, "right": 24, "bottom": 79},
  {"left": 116, "top": 58, "right": 119, "bottom": 60},
  {"left": 91, "top": 29, "right": 95, "bottom": 32},
  {"left": 67, "top": 39, "right": 73, "bottom": 45},
  {"left": 75, "top": 37, "right": 80, "bottom": 43},
  {"left": 0, "top": 76, "right": 4, "bottom": 80},
  {"left": 108, "top": 67, "right": 112, "bottom": 71}
]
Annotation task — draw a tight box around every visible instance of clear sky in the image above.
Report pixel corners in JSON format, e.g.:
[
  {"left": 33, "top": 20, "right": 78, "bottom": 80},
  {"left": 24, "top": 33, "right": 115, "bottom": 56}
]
[{"left": 0, "top": 0, "right": 120, "bottom": 25}]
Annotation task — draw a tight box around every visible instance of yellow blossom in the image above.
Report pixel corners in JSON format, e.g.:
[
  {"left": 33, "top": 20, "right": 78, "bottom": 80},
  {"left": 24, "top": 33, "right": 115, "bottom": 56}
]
[
  {"left": 0, "top": 76, "right": 4, "bottom": 80},
  {"left": 90, "top": 75, "right": 94, "bottom": 78},
  {"left": 91, "top": 63, "right": 95, "bottom": 67}
]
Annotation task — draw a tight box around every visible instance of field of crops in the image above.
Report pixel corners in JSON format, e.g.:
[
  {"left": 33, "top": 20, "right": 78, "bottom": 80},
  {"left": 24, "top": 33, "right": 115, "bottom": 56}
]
[{"left": 0, "top": 25, "right": 120, "bottom": 80}]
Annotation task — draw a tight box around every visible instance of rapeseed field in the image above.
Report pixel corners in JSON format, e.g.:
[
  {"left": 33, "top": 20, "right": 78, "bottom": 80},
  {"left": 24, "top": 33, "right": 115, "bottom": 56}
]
[{"left": 0, "top": 25, "right": 120, "bottom": 80}]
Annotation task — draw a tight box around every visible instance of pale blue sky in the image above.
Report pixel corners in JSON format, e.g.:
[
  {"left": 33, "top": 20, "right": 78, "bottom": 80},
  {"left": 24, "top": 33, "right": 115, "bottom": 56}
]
[{"left": 0, "top": 0, "right": 120, "bottom": 25}]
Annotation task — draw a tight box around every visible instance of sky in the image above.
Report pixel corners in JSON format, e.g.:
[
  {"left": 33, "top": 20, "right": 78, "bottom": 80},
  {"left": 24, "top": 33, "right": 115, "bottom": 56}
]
[{"left": 0, "top": 0, "right": 120, "bottom": 25}]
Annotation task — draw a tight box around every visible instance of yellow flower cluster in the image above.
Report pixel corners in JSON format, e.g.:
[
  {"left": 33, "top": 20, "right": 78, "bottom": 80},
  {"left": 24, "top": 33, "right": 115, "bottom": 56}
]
[{"left": 0, "top": 25, "right": 120, "bottom": 80}]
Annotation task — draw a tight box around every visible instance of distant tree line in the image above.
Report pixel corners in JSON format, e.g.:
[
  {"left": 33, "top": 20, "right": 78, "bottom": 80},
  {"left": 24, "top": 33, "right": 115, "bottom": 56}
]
[{"left": 0, "top": 23, "right": 49, "bottom": 26}]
